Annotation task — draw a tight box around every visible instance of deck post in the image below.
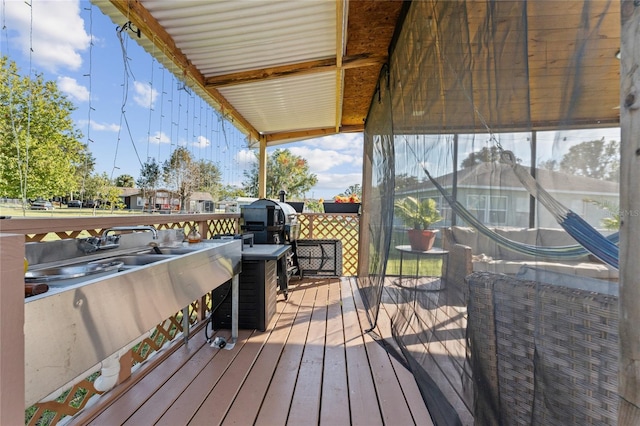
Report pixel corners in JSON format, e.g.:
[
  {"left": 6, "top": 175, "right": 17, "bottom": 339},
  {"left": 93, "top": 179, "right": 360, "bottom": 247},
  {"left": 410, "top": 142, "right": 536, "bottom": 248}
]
[
  {"left": 0, "top": 233, "right": 25, "bottom": 425},
  {"left": 619, "top": 0, "right": 640, "bottom": 423},
  {"left": 258, "top": 136, "right": 267, "bottom": 199}
]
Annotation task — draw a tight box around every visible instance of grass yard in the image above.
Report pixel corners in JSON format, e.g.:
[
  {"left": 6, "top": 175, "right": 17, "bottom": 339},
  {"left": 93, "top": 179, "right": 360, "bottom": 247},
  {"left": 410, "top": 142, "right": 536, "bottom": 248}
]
[
  {"left": 0, "top": 203, "right": 144, "bottom": 218},
  {"left": 386, "top": 252, "right": 443, "bottom": 277}
]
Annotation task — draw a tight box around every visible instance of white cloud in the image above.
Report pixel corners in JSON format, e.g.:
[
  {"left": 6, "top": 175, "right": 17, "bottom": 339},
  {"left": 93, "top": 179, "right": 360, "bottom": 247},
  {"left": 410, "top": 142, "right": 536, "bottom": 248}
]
[
  {"left": 149, "top": 131, "right": 170, "bottom": 144},
  {"left": 77, "top": 119, "right": 120, "bottom": 132},
  {"left": 310, "top": 172, "right": 362, "bottom": 199},
  {"left": 287, "top": 146, "right": 360, "bottom": 173},
  {"left": 58, "top": 76, "right": 89, "bottom": 102},
  {"left": 92, "top": 121, "right": 120, "bottom": 132},
  {"left": 5, "top": 0, "right": 90, "bottom": 72},
  {"left": 192, "top": 135, "right": 210, "bottom": 148},
  {"left": 133, "top": 81, "right": 158, "bottom": 108},
  {"left": 235, "top": 149, "right": 257, "bottom": 169},
  {"left": 302, "top": 133, "right": 364, "bottom": 155}
]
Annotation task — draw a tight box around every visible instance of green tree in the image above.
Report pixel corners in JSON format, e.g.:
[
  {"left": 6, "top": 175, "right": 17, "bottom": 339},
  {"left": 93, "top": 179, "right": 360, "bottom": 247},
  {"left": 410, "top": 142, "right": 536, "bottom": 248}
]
[
  {"left": 137, "top": 160, "right": 161, "bottom": 212},
  {"left": 538, "top": 159, "right": 559, "bottom": 172},
  {"left": 242, "top": 149, "right": 317, "bottom": 198},
  {"left": 83, "top": 172, "right": 110, "bottom": 203},
  {"left": 115, "top": 174, "right": 135, "bottom": 188},
  {"left": 102, "top": 186, "right": 125, "bottom": 212},
  {"left": 74, "top": 151, "right": 96, "bottom": 201},
  {"left": 219, "top": 184, "right": 247, "bottom": 201},
  {"left": 460, "top": 146, "right": 522, "bottom": 169},
  {"left": 163, "top": 147, "right": 198, "bottom": 211},
  {"left": 340, "top": 184, "right": 362, "bottom": 199},
  {"left": 559, "top": 138, "right": 619, "bottom": 182},
  {"left": 0, "top": 57, "right": 87, "bottom": 206},
  {"left": 196, "top": 159, "right": 222, "bottom": 200}
]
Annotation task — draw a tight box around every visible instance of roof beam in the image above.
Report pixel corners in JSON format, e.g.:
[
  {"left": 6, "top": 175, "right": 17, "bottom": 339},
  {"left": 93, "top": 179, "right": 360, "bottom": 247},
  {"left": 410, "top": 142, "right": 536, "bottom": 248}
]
[
  {"left": 107, "top": 0, "right": 261, "bottom": 143},
  {"left": 204, "top": 53, "right": 387, "bottom": 88},
  {"left": 264, "top": 124, "right": 364, "bottom": 145},
  {"left": 335, "top": 0, "right": 347, "bottom": 132}
]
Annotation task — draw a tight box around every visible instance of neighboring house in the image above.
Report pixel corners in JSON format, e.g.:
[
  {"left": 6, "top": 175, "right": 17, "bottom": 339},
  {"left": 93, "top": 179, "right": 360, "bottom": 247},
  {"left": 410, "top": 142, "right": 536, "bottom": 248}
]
[
  {"left": 120, "top": 188, "right": 181, "bottom": 211},
  {"left": 188, "top": 191, "right": 215, "bottom": 213},
  {"left": 118, "top": 187, "right": 140, "bottom": 210},
  {"left": 396, "top": 162, "right": 619, "bottom": 230}
]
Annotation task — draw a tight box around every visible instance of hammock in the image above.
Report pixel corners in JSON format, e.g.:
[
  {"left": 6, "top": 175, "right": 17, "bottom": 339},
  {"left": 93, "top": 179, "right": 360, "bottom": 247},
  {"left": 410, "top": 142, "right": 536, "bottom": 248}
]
[
  {"left": 500, "top": 150, "right": 618, "bottom": 269},
  {"left": 421, "top": 163, "right": 619, "bottom": 264}
]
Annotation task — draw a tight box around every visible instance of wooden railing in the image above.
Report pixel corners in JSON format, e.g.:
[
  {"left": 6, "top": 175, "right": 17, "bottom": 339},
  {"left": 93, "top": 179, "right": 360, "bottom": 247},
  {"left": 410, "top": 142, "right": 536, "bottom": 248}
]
[{"left": 1, "top": 212, "right": 360, "bottom": 425}]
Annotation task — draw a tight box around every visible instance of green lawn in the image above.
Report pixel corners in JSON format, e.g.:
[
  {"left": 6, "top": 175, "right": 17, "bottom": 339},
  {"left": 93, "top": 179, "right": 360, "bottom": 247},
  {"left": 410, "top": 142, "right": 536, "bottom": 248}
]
[
  {"left": 386, "top": 253, "right": 443, "bottom": 277},
  {"left": 0, "top": 204, "right": 144, "bottom": 218}
]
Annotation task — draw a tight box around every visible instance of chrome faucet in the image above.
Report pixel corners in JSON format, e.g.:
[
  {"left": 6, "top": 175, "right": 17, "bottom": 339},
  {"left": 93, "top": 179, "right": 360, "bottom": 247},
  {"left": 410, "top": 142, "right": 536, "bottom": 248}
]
[
  {"left": 102, "top": 225, "right": 158, "bottom": 240},
  {"left": 79, "top": 226, "right": 159, "bottom": 253}
]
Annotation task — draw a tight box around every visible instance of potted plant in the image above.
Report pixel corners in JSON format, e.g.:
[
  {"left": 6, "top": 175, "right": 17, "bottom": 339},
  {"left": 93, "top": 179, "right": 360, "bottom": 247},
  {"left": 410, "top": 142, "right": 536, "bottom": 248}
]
[
  {"left": 395, "top": 196, "right": 443, "bottom": 251},
  {"left": 322, "top": 194, "right": 361, "bottom": 214}
]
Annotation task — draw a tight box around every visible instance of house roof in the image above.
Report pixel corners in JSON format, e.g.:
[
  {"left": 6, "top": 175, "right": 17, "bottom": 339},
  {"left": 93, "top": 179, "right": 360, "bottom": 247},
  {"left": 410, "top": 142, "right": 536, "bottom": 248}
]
[
  {"left": 92, "top": 1, "right": 620, "bottom": 147},
  {"left": 402, "top": 162, "right": 618, "bottom": 196},
  {"left": 190, "top": 191, "right": 214, "bottom": 202}
]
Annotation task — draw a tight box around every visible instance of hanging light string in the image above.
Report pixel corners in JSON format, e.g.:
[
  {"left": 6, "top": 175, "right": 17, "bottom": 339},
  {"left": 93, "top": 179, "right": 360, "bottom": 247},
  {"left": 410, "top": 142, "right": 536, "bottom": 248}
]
[
  {"left": 81, "top": 3, "right": 94, "bottom": 201},
  {"left": 157, "top": 61, "right": 166, "bottom": 161},
  {"left": 113, "top": 21, "right": 143, "bottom": 180},
  {"left": 145, "top": 41, "right": 156, "bottom": 162}
]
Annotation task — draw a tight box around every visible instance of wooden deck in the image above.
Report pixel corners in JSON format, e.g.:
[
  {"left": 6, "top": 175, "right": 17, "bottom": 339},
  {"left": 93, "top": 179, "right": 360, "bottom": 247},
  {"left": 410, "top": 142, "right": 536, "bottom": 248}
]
[{"left": 71, "top": 277, "right": 433, "bottom": 426}]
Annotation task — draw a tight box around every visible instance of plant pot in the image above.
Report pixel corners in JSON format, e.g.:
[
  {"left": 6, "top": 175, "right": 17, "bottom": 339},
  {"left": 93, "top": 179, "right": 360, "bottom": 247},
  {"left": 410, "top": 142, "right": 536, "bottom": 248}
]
[
  {"left": 323, "top": 202, "right": 360, "bottom": 214},
  {"left": 407, "top": 229, "right": 437, "bottom": 251}
]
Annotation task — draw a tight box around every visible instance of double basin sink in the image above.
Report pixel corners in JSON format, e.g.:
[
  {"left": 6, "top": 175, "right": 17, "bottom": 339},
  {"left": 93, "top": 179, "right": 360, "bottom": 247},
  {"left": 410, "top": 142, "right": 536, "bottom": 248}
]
[{"left": 25, "top": 245, "right": 207, "bottom": 283}]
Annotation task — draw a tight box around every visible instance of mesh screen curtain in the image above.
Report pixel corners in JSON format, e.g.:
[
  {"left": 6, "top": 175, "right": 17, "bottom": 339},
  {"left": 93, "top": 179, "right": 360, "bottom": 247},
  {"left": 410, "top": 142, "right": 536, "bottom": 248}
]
[{"left": 361, "top": 1, "right": 620, "bottom": 424}]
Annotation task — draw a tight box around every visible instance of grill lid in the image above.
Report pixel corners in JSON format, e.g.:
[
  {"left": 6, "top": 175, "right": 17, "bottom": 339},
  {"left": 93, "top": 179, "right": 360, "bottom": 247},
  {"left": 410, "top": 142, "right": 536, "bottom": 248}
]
[{"left": 243, "top": 199, "right": 298, "bottom": 224}]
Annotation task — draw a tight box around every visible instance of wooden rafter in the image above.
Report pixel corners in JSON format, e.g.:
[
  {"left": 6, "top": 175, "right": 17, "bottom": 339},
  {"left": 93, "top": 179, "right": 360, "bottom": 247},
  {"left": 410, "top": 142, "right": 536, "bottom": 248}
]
[
  {"left": 204, "top": 54, "right": 386, "bottom": 88},
  {"left": 264, "top": 124, "right": 364, "bottom": 145}
]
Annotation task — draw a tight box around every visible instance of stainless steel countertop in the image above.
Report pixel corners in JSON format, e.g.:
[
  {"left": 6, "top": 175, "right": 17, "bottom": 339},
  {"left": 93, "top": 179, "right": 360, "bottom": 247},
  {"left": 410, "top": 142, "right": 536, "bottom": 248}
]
[{"left": 241, "top": 244, "right": 292, "bottom": 261}]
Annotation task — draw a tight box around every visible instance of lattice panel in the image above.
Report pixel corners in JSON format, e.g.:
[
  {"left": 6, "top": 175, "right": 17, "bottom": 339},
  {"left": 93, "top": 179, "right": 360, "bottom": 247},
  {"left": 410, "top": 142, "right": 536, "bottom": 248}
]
[
  {"left": 23, "top": 217, "right": 240, "bottom": 242},
  {"left": 156, "top": 222, "right": 187, "bottom": 232},
  {"left": 26, "top": 378, "right": 101, "bottom": 426},
  {"left": 297, "top": 214, "right": 359, "bottom": 276},
  {"left": 131, "top": 316, "right": 183, "bottom": 364},
  {"left": 206, "top": 218, "right": 238, "bottom": 237}
]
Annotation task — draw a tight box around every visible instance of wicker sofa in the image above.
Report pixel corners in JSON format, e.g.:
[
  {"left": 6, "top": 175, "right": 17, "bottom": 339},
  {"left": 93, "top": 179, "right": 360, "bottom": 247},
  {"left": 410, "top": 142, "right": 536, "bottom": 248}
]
[{"left": 465, "top": 271, "right": 618, "bottom": 424}]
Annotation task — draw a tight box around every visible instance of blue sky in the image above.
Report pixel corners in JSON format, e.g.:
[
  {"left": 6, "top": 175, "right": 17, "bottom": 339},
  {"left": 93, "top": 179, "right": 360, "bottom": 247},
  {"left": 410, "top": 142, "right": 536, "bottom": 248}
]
[{"left": 2, "top": 0, "right": 363, "bottom": 200}]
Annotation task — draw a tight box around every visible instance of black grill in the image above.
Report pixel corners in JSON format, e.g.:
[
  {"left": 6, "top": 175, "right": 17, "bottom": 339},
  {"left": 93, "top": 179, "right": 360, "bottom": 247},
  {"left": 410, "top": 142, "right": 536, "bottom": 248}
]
[{"left": 241, "top": 198, "right": 300, "bottom": 294}]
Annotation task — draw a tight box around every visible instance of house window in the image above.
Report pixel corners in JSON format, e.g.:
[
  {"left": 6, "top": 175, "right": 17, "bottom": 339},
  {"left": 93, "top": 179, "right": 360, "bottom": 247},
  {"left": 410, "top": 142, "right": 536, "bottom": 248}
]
[
  {"left": 436, "top": 195, "right": 452, "bottom": 223},
  {"left": 466, "top": 195, "right": 508, "bottom": 225}
]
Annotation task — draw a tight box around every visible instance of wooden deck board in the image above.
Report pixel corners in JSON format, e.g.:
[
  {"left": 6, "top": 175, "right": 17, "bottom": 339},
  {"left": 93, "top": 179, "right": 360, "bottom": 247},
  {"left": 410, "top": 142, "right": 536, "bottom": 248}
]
[
  {"left": 351, "top": 279, "right": 419, "bottom": 426},
  {"left": 72, "top": 277, "right": 432, "bottom": 426},
  {"left": 341, "top": 278, "right": 384, "bottom": 426},
  {"left": 220, "top": 286, "right": 304, "bottom": 425},
  {"left": 319, "top": 280, "right": 350, "bottom": 425},
  {"left": 383, "top": 280, "right": 473, "bottom": 425},
  {"left": 287, "top": 280, "right": 328, "bottom": 425},
  {"left": 153, "top": 329, "right": 254, "bottom": 426},
  {"left": 254, "top": 283, "right": 318, "bottom": 425},
  {"left": 377, "top": 302, "right": 434, "bottom": 426}
]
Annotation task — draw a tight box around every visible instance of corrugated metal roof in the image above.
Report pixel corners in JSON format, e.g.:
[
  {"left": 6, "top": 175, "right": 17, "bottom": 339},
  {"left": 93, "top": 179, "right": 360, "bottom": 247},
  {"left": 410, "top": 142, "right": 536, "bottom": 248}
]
[
  {"left": 139, "top": 0, "right": 337, "bottom": 138},
  {"left": 146, "top": 0, "right": 336, "bottom": 76},
  {"left": 92, "top": 0, "right": 396, "bottom": 145},
  {"left": 219, "top": 71, "right": 336, "bottom": 134}
]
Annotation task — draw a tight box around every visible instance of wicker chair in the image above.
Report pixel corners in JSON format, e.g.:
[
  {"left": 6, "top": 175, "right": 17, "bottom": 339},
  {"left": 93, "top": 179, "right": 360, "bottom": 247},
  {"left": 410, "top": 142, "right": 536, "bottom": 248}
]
[{"left": 465, "top": 271, "right": 619, "bottom": 425}]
